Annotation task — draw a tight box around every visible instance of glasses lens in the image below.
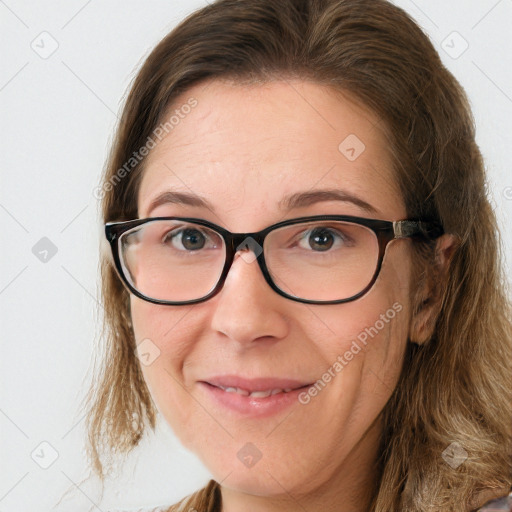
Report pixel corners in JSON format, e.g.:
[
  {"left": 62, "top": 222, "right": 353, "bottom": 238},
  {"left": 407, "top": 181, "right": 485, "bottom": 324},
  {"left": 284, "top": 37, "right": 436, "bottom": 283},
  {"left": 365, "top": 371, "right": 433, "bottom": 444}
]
[
  {"left": 119, "top": 219, "right": 226, "bottom": 302},
  {"left": 265, "top": 220, "right": 379, "bottom": 302}
]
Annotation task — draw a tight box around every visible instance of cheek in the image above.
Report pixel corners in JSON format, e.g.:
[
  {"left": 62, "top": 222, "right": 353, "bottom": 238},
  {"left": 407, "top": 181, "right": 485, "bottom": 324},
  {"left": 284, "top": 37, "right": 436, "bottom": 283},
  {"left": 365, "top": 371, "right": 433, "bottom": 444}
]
[
  {"left": 300, "top": 242, "right": 411, "bottom": 401},
  {"left": 305, "top": 242, "right": 410, "bottom": 353},
  {"left": 129, "top": 299, "right": 201, "bottom": 426},
  {"left": 349, "top": 242, "right": 411, "bottom": 393},
  {"left": 130, "top": 298, "right": 199, "bottom": 356}
]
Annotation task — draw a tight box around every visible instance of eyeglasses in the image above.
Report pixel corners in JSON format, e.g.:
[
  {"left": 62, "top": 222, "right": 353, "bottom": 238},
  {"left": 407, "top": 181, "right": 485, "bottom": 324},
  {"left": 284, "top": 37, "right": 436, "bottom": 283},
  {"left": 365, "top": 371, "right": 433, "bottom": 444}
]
[{"left": 105, "top": 215, "right": 443, "bottom": 305}]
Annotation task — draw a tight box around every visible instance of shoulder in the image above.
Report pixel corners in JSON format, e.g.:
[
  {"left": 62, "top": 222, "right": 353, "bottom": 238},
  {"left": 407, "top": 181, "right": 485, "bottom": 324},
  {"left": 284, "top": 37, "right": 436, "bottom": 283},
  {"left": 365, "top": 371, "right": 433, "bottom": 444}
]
[
  {"left": 110, "top": 479, "right": 221, "bottom": 512},
  {"left": 106, "top": 508, "right": 170, "bottom": 512},
  {"left": 473, "top": 489, "right": 512, "bottom": 511}
]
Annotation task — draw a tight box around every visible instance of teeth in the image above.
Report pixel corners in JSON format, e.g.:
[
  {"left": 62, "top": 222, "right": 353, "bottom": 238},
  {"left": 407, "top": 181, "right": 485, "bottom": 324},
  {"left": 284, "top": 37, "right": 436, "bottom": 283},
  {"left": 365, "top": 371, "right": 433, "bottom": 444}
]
[
  {"left": 221, "top": 386, "right": 250, "bottom": 396},
  {"left": 218, "top": 385, "right": 294, "bottom": 397},
  {"left": 249, "top": 389, "right": 272, "bottom": 398}
]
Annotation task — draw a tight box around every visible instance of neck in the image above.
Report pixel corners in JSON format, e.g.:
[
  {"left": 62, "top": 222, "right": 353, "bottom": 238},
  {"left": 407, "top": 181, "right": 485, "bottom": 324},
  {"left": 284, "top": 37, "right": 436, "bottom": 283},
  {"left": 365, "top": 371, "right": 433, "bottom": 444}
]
[{"left": 219, "top": 413, "right": 383, "bottom": 512}]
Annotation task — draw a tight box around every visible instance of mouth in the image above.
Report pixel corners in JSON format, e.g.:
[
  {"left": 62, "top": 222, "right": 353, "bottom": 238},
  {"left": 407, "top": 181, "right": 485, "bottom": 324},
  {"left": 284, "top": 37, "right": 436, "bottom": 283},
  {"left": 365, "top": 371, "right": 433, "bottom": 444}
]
[
  {"left": 208, "top": 385, "right": 298, "bottom": 398},
  {"left": 198, "top": 375, "right": 314, "bottom": 417},
  {"left": 201, "top": 375, "right": 312, "bottom": 394}
]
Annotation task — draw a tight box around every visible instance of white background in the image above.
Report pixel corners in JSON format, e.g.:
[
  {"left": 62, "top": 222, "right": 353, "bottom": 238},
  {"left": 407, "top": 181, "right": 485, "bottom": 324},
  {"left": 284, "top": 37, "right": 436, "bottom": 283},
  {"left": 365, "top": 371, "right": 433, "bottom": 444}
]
[{"left": 1, "top": 1, "right": 511, "bottom": 511}]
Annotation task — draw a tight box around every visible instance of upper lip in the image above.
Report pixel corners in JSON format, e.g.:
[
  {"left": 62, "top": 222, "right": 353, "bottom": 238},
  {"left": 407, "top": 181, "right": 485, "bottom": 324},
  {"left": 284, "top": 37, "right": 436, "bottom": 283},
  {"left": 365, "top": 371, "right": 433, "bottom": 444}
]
[{"left": 201, "top": 375, "right": 312, "bottom": 393}]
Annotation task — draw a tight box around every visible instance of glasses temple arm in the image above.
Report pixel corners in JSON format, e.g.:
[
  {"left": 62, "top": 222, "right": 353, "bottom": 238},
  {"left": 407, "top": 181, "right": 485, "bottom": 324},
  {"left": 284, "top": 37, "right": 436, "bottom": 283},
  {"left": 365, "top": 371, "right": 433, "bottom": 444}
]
[{"left": 393, "top": 220, "right": 444, "bottom": 239}]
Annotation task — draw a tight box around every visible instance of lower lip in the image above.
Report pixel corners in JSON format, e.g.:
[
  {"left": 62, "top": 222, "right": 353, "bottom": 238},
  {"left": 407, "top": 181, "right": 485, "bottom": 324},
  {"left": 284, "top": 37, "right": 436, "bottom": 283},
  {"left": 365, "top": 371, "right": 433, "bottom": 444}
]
[{"left": 199, "top": 382, "right": 310, "bottom": 418}]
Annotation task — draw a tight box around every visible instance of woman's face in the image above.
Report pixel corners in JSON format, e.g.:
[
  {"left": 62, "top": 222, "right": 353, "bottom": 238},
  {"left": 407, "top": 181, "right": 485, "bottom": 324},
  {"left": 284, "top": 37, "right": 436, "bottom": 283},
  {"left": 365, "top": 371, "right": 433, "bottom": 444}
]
[{"left": 132, "top": 79, "right": 412, "bottom": 501}]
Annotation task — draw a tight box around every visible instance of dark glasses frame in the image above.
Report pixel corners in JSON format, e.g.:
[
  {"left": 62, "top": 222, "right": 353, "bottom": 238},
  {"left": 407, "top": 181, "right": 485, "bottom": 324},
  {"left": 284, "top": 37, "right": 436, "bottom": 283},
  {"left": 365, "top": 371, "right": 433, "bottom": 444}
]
[{"left": 105, "top": 214, "right": 444, "bottom": 306}]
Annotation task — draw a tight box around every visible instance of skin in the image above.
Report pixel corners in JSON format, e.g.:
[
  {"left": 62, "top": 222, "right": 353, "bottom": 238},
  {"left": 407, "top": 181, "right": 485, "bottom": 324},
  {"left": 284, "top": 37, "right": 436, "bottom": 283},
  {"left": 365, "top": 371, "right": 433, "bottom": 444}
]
[{"left": 130, "top": 79, "right": 439, "bottom": 511}]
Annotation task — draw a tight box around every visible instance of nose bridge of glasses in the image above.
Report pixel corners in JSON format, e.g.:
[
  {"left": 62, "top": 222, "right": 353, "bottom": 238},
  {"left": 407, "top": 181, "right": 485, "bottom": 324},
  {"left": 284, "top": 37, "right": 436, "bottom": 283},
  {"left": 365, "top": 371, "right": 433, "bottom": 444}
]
[
  {"left": 227, "top": 232, "right": 265, "bottom": 261},
  {"left": 217, "top": 232, "right": 268, "bottom": 293}
]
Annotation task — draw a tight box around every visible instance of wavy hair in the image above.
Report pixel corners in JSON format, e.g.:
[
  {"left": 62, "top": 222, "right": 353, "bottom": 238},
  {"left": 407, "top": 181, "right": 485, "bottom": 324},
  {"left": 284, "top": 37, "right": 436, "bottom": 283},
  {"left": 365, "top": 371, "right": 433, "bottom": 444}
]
[{"left": 82, "top": 0, "right": 512, "bottom": 510}]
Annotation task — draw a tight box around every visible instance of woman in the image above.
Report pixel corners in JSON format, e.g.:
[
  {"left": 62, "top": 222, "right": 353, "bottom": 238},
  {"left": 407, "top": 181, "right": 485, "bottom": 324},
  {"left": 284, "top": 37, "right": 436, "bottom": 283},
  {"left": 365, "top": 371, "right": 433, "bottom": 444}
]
[{"left": 83, "top": 0, "right": 512, "bottom": 510}]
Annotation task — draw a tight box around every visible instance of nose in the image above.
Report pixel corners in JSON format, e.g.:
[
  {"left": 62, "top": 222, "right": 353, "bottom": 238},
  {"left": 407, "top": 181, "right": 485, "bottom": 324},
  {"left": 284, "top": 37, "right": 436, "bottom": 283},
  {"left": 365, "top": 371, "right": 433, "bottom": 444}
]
[{"left": 209, "top": 249, "right": 289, "bottom": 346}]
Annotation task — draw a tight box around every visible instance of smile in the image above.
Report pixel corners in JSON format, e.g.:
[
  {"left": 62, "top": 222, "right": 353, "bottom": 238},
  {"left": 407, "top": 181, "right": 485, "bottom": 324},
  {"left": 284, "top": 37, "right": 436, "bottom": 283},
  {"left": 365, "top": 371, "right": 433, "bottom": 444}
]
[
  {"left": 213, "top": 385, "right": 294, "bottom": 397},
  {"left": 199, "top": 376, "right": 313, "bottom": 417}
]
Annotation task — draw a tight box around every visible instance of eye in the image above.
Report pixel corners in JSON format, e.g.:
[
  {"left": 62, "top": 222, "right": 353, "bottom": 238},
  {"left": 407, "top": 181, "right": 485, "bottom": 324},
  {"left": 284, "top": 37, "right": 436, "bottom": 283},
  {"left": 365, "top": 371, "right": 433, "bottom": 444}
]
[
  {"left": 297, "top": 226, "right": 353, "bottom": 252},
  {"left": 163, "top": 226, "right": 220, "bottom": 251}
]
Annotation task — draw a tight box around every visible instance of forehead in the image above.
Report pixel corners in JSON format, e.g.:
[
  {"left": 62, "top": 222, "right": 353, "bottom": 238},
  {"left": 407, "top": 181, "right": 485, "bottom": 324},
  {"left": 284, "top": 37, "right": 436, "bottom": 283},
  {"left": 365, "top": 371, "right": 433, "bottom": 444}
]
[{"left": 137, "top": 79, "right": 403, "bottom": 226}]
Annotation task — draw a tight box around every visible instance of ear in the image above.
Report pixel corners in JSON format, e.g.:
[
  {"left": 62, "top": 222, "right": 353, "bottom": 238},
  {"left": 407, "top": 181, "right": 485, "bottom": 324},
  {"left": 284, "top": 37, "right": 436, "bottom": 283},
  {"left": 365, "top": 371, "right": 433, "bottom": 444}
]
[{"left": 408, "top": 233, "right": 459, "bottom": 345}]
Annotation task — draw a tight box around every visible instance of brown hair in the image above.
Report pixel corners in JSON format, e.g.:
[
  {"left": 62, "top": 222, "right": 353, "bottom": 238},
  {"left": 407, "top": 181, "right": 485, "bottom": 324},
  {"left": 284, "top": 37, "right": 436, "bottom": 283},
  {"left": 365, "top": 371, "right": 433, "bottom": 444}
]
[{"left": 82, "top": 0, "right": 512, "bottom": 510}]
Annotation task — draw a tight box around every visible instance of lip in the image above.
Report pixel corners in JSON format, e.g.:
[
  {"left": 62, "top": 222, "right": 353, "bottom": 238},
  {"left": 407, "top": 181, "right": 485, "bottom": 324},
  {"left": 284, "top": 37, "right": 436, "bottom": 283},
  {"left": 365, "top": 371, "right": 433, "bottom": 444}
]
[{"left": 198, "top": 375, "right": 313, "bottom": 418}]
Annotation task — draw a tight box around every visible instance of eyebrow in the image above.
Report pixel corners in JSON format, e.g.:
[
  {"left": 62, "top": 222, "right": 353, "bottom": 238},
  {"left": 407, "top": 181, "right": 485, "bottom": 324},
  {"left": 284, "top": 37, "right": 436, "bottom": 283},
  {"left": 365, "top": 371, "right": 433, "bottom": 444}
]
[
  {"left": 145, "top": 188, "right": 377, "bottom": 216},
  {"left": 279, "top": 189, "right": 377, "bottom": 214}
]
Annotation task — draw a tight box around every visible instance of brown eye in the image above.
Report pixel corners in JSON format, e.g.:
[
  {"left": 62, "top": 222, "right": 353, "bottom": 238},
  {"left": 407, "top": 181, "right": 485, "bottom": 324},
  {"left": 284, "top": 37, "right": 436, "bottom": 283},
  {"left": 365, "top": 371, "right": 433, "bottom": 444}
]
[
  {"left": 306, "top": 227, "right": 335, "bottom": 252},
  {"left": 164, "top": 227, "right": 207, "bottom": 251}
]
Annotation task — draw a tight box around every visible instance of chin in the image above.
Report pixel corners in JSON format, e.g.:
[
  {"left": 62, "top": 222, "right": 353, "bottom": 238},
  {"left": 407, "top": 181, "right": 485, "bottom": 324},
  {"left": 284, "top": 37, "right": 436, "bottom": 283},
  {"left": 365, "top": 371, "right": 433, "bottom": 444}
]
[
  {"left": 197, "top": 442, "right": 317, "bottom": 498},
  {"left": 212, "top": 464, "right": 304, "bottom": 497}
]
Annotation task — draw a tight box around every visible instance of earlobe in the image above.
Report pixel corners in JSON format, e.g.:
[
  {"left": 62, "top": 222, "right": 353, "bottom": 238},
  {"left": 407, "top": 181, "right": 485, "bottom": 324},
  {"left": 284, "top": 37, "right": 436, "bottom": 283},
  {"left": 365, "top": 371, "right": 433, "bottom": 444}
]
[
  {"left": 408, "top": 299, "right": 439, "bottom": 345},
  {"left": 408, "top": 233, "right": 459, "bottom": 345}
]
